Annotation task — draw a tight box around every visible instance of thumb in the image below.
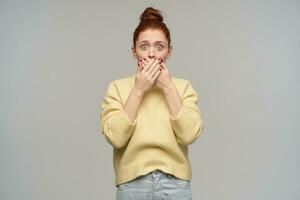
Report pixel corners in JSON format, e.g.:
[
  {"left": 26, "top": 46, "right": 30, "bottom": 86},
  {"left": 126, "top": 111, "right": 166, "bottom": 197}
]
[
  {"left": 137, "top": 63, "right": 142, "bottom": 71},
  {"left": 161, "top": 62, "right": 168, "bottom": 71}
]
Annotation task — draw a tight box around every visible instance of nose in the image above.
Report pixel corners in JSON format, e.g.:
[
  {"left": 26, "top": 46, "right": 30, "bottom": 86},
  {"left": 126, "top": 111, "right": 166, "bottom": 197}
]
[{"left": 148, "top": 47, "right": 156, "bottom": 59}]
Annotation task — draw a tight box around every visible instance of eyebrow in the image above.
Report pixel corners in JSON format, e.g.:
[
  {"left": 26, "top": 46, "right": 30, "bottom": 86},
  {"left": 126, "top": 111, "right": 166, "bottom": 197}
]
[{"left": 139, "top": 40, "right": 165, "bottom": 44}]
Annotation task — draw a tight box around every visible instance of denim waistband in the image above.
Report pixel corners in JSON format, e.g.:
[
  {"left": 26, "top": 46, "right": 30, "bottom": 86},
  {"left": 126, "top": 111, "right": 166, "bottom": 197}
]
[{"left": 140, "top": 169, "right": 174, "bottom": 181}]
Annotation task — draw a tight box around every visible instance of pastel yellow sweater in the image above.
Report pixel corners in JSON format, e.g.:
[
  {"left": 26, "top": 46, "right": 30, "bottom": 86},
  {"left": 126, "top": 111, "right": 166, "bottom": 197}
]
[{"left": 100, "top": 75, "right": 204, "bottom": 186}]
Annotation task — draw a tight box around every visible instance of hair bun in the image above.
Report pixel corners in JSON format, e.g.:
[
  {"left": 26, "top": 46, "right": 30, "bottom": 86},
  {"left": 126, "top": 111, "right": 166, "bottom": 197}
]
[{"left": 140, "top": 7, "right": 163, "bottom": 23}]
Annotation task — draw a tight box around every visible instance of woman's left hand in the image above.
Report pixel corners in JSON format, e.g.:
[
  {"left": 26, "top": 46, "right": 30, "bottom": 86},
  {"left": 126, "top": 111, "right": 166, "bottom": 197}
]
[{"left": 140, "top": 58, "right": 173, "bottom": 92}]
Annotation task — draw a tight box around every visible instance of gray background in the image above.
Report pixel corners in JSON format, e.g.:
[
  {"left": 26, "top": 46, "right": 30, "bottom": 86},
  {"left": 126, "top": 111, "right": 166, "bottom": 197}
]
[{"left": 1, "top": 0, "right": 299, "bottom": 199}]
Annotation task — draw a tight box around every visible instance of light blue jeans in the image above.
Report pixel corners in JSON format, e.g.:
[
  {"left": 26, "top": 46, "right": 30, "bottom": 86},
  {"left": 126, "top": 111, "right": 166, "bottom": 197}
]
[{"left": 116, "top": 169, "right": 192, "bottom": 200}]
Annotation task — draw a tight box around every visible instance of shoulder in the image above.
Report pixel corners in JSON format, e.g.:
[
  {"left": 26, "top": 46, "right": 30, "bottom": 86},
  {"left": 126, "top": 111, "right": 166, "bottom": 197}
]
[
  {"left": 107, "top": 75, "right": 135, "bottom": 89},
  {"left": 171, "top": 76, "right": 193, "bottom": 90},
  {"left": 171, "top": 76, "right": 199, "bottom": 99},
  {"left": 171, "top": 76, "right": 189, "bottom": 85}
]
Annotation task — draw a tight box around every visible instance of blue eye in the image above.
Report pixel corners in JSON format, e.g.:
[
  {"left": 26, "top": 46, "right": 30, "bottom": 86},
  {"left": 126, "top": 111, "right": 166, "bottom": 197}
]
[
  {"left": 140, "top": 44, "right": 148, "bottom": 50},
  {"left": 157, "top": 45, "right": 164, "bottom": 50},
  {"left": 140, "top": 44, "right": 164, "bottom": 51}
]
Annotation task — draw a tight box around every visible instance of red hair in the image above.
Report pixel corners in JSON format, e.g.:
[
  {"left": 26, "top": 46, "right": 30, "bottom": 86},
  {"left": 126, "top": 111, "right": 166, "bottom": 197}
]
[{"left": 133, "top": 7, "right": 171, "bottom": 48}]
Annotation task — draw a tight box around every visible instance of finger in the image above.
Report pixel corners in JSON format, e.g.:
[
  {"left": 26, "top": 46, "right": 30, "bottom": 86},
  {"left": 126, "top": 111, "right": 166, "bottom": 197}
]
[
  {"left": 138, "top": 58, "right": 143, "bottom": 67},
  {"left": 160, "top": 61, "right": 166, "bottom": 69},
  {"left": 139, "top": 60, "right": 147, "bottom": 73},
  {"left": 148, "top": 58, "right": 161, "bottom": 74},
  {"left": 158, "top": 65, "right": 162, "bottom": 71},
  {"left": 143, "top": 57, "right": 149, "bottom": 63},
  {"left": 138, "top": 58, "right": 144, "bottom": 67},
  {"left": 150, "top": 62, "right": 161, "bottom": 77},
  {"left": 152, "top": 66, "right": 162, "bottom": 79},
  {"left": 144, "top": 58, "right": 156, "bottom": 72},
  {"left": 137, "top": 64, "right": 142, "bottom": 72},
  {"left": 141, "top": 59, "right": 148, "bottom": 68},
  {"left": 138, "top": 59, "right": 145, "bottom": 69},
  {"left": 140, "top": 58, "right": 148, "bottom": 71}
]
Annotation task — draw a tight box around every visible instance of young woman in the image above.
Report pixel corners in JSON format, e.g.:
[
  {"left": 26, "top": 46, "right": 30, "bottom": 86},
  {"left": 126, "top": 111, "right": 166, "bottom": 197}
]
[{"left": 100, "top": 6, "right": 204, "bottom": 200}]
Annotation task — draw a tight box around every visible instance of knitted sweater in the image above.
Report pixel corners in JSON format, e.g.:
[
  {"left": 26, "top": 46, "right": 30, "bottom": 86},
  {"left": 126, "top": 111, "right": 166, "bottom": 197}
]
[{"left": 100, "top": 75, "right": 204, "bottom": 186}]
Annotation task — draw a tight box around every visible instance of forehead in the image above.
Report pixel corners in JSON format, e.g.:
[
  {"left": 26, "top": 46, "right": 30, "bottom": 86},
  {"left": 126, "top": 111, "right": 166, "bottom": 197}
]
[{"left": 137, "top": 29, "right": 168, "bottom": 43}]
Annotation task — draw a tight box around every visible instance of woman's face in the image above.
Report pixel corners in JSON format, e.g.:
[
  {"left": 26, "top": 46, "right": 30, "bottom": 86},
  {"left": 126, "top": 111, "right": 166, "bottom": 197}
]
[{"left": 132, "top": 29, "right": 172, "bottom": 62}]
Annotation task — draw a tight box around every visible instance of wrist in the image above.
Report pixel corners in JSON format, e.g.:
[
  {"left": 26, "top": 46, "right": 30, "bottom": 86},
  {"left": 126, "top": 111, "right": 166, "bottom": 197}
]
[
  {"left": 132, "top": 86, "right": 145, "bottom": 98},
  {"left": 162, "top": 82, "right": 176, "bottom": 94}
]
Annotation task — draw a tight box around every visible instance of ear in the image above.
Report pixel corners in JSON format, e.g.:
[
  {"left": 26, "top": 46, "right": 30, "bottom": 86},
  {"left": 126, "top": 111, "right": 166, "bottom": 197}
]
[
  {"left": 167, "top": 45, "right": 172, "bottom": 59},
  {"left": 132, "top": 46, "right": 137, "bottom": 59}
]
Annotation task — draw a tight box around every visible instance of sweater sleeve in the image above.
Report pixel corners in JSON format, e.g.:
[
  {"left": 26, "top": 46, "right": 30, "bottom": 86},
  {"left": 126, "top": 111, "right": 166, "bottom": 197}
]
[
  {"left": 100, "top": 81, "right": 137, "bottom": 149},
  {"left": 169, "top": 80, "right": 204, "bottom": 145}
]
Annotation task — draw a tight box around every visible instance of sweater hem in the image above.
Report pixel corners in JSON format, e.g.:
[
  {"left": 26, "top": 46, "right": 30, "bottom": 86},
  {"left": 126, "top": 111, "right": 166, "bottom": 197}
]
[{"left": 115, "top": 162, "right": 192, "bottom": 186}]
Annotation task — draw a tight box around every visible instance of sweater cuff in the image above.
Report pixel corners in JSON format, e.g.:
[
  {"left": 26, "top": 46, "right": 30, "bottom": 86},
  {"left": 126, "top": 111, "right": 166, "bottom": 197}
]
[
  {"left": 169, "top": 105, "right": 184, "bottom": 121},
  {"left": 169, "top": 105, "right": 196, "bottom": 131},
  {"left": 121, "top": 109, "right": 137, "bottom": 126},
  {"left": 113, "top": 109, "right": 137, "bottom": 130}
]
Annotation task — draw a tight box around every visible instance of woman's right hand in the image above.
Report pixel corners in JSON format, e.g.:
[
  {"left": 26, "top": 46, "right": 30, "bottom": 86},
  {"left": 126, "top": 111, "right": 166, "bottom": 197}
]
[{"left": 134, "top": 57, "right": 162, "bottom": 95}]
